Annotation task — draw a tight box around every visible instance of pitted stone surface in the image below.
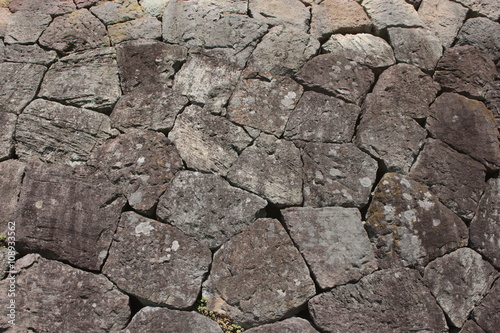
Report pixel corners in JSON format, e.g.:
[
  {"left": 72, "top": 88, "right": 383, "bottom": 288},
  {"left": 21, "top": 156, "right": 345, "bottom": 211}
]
[
  {"left": 140, "top": 0, "right": 170, "bottom": 17},
  {"left": 457, "top": 18, "right": 500, "bottom": 62},
  {"left": 245, "top": 318, "right": 319, "bottom": 333},
  {"left": 473, "top": 279, "right": 500, "bottom": 333},
  {"left": 362, "top": 0, "right": 424, "bottom": 33},
  {"left": 4, "top": 44, "right": 57, "bottom": 65},
  {"left": 108, "top": 16, "right": 162, "bottom": 45},
  {"left": 4, "top": 10, "right": 51, "bottom": 44},
  {"left": 0, "top": 160, "right": 24, "bottom": 233},
  {"left": 0, "top": 112, "right": 16, "bottom": 160},
  {"left": 90, "top": 0, "right": 144, "bottom": 25},
  {"left": 249, "top": 0, "right": 310, "bottom": 32},
  {"left": 8, "top": 0, "right": 75, "bottom": 15}
]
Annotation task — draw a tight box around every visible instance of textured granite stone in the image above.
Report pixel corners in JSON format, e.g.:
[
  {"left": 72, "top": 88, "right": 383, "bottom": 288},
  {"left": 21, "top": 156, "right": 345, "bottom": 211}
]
[{"left": 457, "top": 17, "right": 500, "bottom": 62}]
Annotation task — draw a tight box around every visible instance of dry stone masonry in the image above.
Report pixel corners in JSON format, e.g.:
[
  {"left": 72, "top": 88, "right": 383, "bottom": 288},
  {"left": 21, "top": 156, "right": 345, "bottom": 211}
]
[{"left": 0, "top": 0, "right": 499, "bottom": 332}]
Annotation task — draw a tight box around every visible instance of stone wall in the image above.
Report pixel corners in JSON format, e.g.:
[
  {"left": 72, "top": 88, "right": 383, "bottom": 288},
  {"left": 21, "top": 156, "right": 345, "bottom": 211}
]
[{"left": 0, "top": 0, "right": 499, "bottom": 332}]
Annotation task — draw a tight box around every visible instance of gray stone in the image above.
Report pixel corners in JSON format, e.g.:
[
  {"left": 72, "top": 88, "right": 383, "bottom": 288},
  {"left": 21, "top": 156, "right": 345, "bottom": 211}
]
[
  {"left": 365, "top": 173, "right": 469, "bottom": 269},
  {"left": 427, "top": 93, "right": 500, "bottom": 169},
  {"left": 295, "top": 54, "right": 374, "bottom": 105},
  {"left": 4, "top": 10, "right": 51, "bottom": 44},
  {"left": 282, "top": 207, "right": 377, "bottom": 290},
  {"left": 245, "top": 318, "right": 319, "bottom": 333},
  {"left": 470, "top": 178, "right": 500, "bottom": 268},
  {"left": 454, "top": 0, "right": 500, "bottom": 21},
  {"left": 15, "top": 99, "right": 114, "bottom": 165},
  {"left": 0, "top": 248, "right": 9, "bottom": 280},
  {"left": 284, "top": 91, "right": 360, "bottom": 143},
  {"left": 0, "top": 254, "right": 130, "bottom": 332},
  {"left": 0, "top": 160, "right": 24, "bottom": 233},
  {"left": 362, "top": 0, "right": 424, "bottom": 33},
  {"left": 485, "top": 80, "right": 500, "bottom": 123},
  {"left": 74, "top": 0, "right": 100, "bottom": 8},
  {"left": 474, "top": 279, "right": 500, "bottom": 333},
  {"left": 388, "top": 27, "right": 443, "bottom": 71},
  {"left": 90, "top": 0, "right": 144, "bottom": 25},
  {"left": 157, "top": 171, "right": 267, "bottom": 249},
  {"left": 140, "top": 0, "right": 170, "bottom": 17},
  {"left": 88, "top": 130, "right": 183, "bottom": 213},
  {"left": 461, "top": 321, "right": 486, "bottom": 333},
  {"left": 0, "top": 62, "right": 46, "bottom": 114},
  {"left": 8, "top": 0, "right": 75, "bottom": 15},
  {"left": 249, "top": 0, "right": 310, "bottom": 32},
  {"left": 39, "top": 47, "right": 121, "bottom": 111},
  {"left": 301, "top": 142, "right": 377, "bottom": 208},
  {"left": 4, "top": 43, "right": 57, "bottom": 65},
  {"left": 116, "top": 39, "right": 187, "bottom": 93},
  {"left": 309, "top": 268, "right": 448, "bottom": 332},
  {"left": 16, "top": 162, "right": 125, "bottom": 271},
  {"left": 247, "top": 25, "right": 320, "bottom": 76},
  {"left": 168, "top": 105, "right": 253, "bottom": 176},
  {"left": 124, "top": 307, "right": 223, "bottom": 333},
  {"left": 108, "top": 16, "right": 162, "bottom": 45},
  {"left": 38, "top": 9, "right": 110, "bottom": 55},
  {"left": 410, "top": 138, "right": 487, "bottom": 220},
  {"left": 103, "top": 212, "right": 212, "bottom": 308},
  {"left": 227, "top": 69, "right": 303, "bottom": 136},
  {"left": 203, "top": 218, "right": 316, "bottom": 328},
  {"left": 227, "top": 134, "right": 303, "bottom": 206},
  {"left": 457, "top": 18, "right": 500, "bottom": 62},
  {"left": 0, "top": 39, "right": 3, "bottom": 61},
  {"left": 0, "top": 112, "right": 16, "bottom": 160},
  {"left": 322, "top": 33, "right": 396, "bottom": 68},
  {"left": 423, "top": 248, "right": 498, "bottom": 328},
  {"left": 0, "top": 8, "right": 11, "bottom": 38}
]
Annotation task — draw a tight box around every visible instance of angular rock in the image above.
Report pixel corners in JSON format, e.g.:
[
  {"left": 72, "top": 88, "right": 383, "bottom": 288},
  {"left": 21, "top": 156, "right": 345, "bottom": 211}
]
[
  {"left": 227, "top": 70, "right": 303, "bottom": 136},
  {"left": 295, "top": 54, "right": 374, "bottom": 105},
  {"left": 427, "top": 93, "right": 500, "bottom": 169},
  {"left": 322, "top": 33, "right": 396, "bottom": 68},
  {"left": 15, "top": 162, "right": 125, "bottom": 271},
  {"left": 88, "top": 130, "right": 183, "bottom": 213},
  {"left": 301, "top": 142, "right": 377, "bottom": 208},
  {"left": 4, "top": 43, "right": 57, "bottom": 65},
  {"left": 362, "top": 0, "right": 424, "bottom": 33},
  {"left": 110, "top": 86, "right": 189, "bottom": 132},
  {"left": 227, "top": 134, "right": 303, "bottom": 206},
  {"left": 365, "top": 173, "right": 469, "bottom": 269},
  {"left": 388, "top": 27, "right": 443, "bottom": 71},
  {"left": 454, "top": 0, "right": 500, "bottom": 21},
  {"left": 140, "top": 0, "right": 170, "bottom": 17},
  {"left": 410, "top": 138, "right": 486, "bottom": 220},
  {"left": 245, "top": 318, "right": 319, "bottom": 333},
  {"left": 457, "top": 18, "right": 500, "bottom": 62},
  {"left": 116, "top": 39, "right": 187, "bottom": 93},
  {"left": 108, "top": 16, "right": 161, "bottom": 45},
  {"left": 461, "top": 321, "right": 487, "bottom": 333},
  {"left": 38, "top": 9, "right": 110, "bottom": 55},
  {"left": 4, "top": 10, "right": 51, "bottom": 44},
  {"left": 284, "top": 91, "right": 360, "bottom": 143},
  {"left": 168, "top": 105, "right": 253, "bottom": 176},
  {"left": 90, "top": 0, "right": 144, "bottom": 25},
  {"left": 39, "top": 47, "right": 121, "bottom": 111},
  {"left": 124, "top": 307, "right": 223, "bottom": 333},
  {"left": 423, "top": 248, "right": 498, "bottom": 328},
  {"left": 74, "top": 0, "right": 100, "bottom": 8},
  {"left": 103, "top": 212, "right": 211, "bottom": 308},
  {"left": 157, "top": 171, "right": 267, "bottom": 249},
  {"left": 0, "top": 8, "right": 12, "bottom": 38},
  {"left": 203, "top": 218, "right": 316, "bottom": 328},
  {"left": 473, "top": 279, "right": 500, "bottom": 333},
  {"left": 247, "top": 25, "right": 320, "bottom": 76},
  {"left": 0, "top": 62, "right": 46, "bottom": 114},
  {"left": 249, "top": 0, "right": 310, "bottom": 32},
  {"left": 15, "top": 99, "right": 114, "bottom": 165},
  {"left": 0, "top": 160, "right": 24, "bottom": 233},
  {"left": 0, "top": 112, "right": 16, "bottom": 160},
  {"left": 8, "top": 0, "right": 75, "bottom": 15},
  {"left": 470, "top": 178, "right": 500, "bottom": 268},
  {"left": 0, "top": 254, "right": 130, "bottom": 332},
  {"left": 282, "top": 207, "right": 377, "bottom": 289},
  {"left": 309, "top": 268, "right": 448, "bottom": 332}
]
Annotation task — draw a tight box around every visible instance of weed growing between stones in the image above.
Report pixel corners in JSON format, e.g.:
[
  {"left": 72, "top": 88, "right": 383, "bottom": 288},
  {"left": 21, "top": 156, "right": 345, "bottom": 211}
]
[
  {"left": 195, "top": 298, "right": 244, "bottom": 333},
  {"left": 0, "top": 235, "right": 6, "bottom": 247}
]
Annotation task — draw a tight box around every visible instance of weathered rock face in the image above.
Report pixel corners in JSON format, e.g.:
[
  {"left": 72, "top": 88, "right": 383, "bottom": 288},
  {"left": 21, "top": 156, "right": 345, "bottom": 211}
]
[
  {"left": 365, "top": 173, "right": 469, "bottom": 269},
  {"left": 473, "top": 279, "right": 500, "bottom": 333},
  {"left": 309, "top": 268, "right": 448, "bottom": 332},
  {"left": 454, "top": 0, "right": 500, "bottom": 21},
  {"left": 0, "top": 112, "right": 15, "bottom": 161},
  {"left": 90, "top": 0, "right": 143, "bottom": 25},
  {"left": 461, "top": 321, "right": 487, "bottom": 333},
  {"left": 103, "top": 212, "right": 212, "bottom": 308},
  {"left": 108, "top": 16, "right": 162, "bottom": 45},
  {"left": 456, "top": 18, "right": 500, "bottom": 62},
  {"left": 203, "top": 218, "right": 316, "bottom": 328},
  {"left": 15, "top": 163, "right": 125, "bottom": 271},
  {"left": 4, "top": 10, "right": 51, "bottom": 44},
  {"left": 0, "top": 254, "right": 130, "bottom": 332},
  {"left": 0, "top": 247, "right": 9, "bottom": 280},
  {"left": 361, "top": 0, "right": 424, "bottom": 33},
  {"left": 140, "top": 0, "right": 170, "bottom": 17},
  {"left": 4, "top": 43, "right": 57, "bottom": 65},
  {"left": 245, "top": 317, "right": 319, "bottom": 333},
  {"left": 249, "top": 0, "right": 310, "bottom": 32},
  {"left": 0, "top": 160, "right": 24, "bottom": 233},
  {"left": 423, "top": 248, "right": 498, "bottom": 328}
]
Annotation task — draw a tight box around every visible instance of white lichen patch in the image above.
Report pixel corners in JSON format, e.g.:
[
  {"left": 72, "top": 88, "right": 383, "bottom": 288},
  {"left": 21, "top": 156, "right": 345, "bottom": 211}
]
[
  {"left": 280, "top": 91, "right": 297, "bottom": 109},
  {"left": 359, "top": 177, "right": 372, "bottom": 188},
  {"left": 403, "top": 193, "right": 412, "bottom": 201},
  {"left": 35, "top": 200, "right": 43, "bottom": 209},
  {"left": 137, "top": 156, "right": 146, "bottom": 165},
  {"left": 129, "top": 191, "right": 143, "bottom": 205},
  {"left": 135, "top": 221, "right": 154, "bottom": 237}
]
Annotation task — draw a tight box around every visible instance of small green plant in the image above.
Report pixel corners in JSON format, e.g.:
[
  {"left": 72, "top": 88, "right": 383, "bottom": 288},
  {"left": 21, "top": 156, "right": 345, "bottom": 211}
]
[
  {"left": 0, "top": 235, "right": 6, "bottom": 248},
  {"left": 195, "top": 298, "right": 244, "bottom": 333}
]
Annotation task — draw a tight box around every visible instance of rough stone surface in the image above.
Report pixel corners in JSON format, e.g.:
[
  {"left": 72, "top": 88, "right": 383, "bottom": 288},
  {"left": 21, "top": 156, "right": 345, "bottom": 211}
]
[
  {"left": 456, "top": 18, "right": 500, "bottom": 62},
  {"left": 461, "top": 321, "right": 487, "bottom": 333},
  {"left": 15, "top": 162, "right": 125, "bottom": 271},
  {"left": 470, "top": 178, "right": 500, "bottom": 268},
  {"left": 362, "top": 0, "right": 424, "bottom": 32},
  {"left": 90, "top": 0, "right": 144, "bottom": 25},
  {"left": 410, "top": 138, "right": 487, "bottom": 220},
  {"left": 203, "top": 218, "right": 316, "bottom": 328},
  {"left": 39, "top": 47, "right": 121, "bottom": 111},
  {"left": 15, "top": 99, "right": 114, "bottom": 165},
  {"left": 454, "top": 0, "right": 500, "bottom": 21},
  {"left": 0, "top": 112, "right": 16, "bottom": 160},
  {"left": 0, "top": 8, "right": 11, "bottom": 38},
  {"left": 108, "top": 16, "right": 161, "bottom": 45},
  {"left": 249, "top": 0, "right": 310, "bottom": 32},
  {"left": 157, "top": 171, "right": 267, "bottom": 249},
  {"left": 365, "top": 173, "right": 469, "bottom": 269},
  {"left": 124, "top": 307, "right": 223, "bottom": 333},
  {"left": 8, "top": 0, "right": 75, "bottom": 15},
  {"left": 309, "top": 268, "right": 448, "bottom": 333},
  {"left": 245, "top": 318, "right": 319, "bottom": 333},
  {"left": 322, "top": 33, "right": 396, "bottom": 68},
  {"left": 0, "top": 254, "right": 130, "bottom": 332},
  {"left": 423, "top": 248, "right": 498, "bottom": 328},
  {"left": 227, "top": 70, "right": 303, "bottom": 136},
  {"left": 74, "top": 0, "right": 100, "bottom": 8},
  {"left": 282, "top": 207, "right": 377, "bottom": 289},
  {"left": 284, "top": 91, "right": 360, "bottom": 143},
  {"left": 0, "top": 247, "right": 8, "bottom": 280},
  {"left": 227, "top": 134, "right": 303, "bottom": 206},
  {"left": 4, "top": 10, "right": 51, "bottom": 44},
  {"left": 0, "top": 160, "right": 24, "bottom": 233},
  {"left": 38, "top": 9, "right": 110, "bottom": 55},
  {"left": 0, "top": 62, "right": 46, "bottom": 114},
  {"left": 103, "top": 212, "right": 212, "bottom": 308},
  {"left": 473, "top": 279, "right": 500, "bottom": 333},
  {"left": 295, "top": 54, "right": 375, "bottom": 105},
  {"left": 427, "top": 92, "right": 500, "bottom": 170},
  {"left": 301, "top": 142, "right": 377, "bottom": 208},
  {"left": 140, "top": 0, "right": 170, "bottom": 17},
  {"left": 4, "top": 43, "right": 57, "bottom": 65}
]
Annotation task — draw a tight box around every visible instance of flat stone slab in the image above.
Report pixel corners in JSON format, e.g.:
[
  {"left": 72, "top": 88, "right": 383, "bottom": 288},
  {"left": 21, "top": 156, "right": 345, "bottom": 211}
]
[
  {"left": 457, "top": 17, "right": 500, "bottom": 62},
  {"left": 282, "top": 207, "right": 377, "bottom": 289},
  {"left": 249, "top": 0, "right": 310, "bottom": 32},
  {"left": 301, "top": 142, "right": 377, "bottom": 208},
  {"left": 365, "top": 173, "right": 468, "bottom": 269},
  {"left": 4, "top": 44, "right": 57, "bottom": 65},
  {"left": 4, "top": 10, "right": 51, "bottom": 44},
  {"left": 103, "top": 212, "right": 212, "bottom": 308},
  {"left": 362, "top": 0, "right": 424, "bottom": 33},
  {"left": 16, "top": 162, "right": 125, "bottom": 271},
  {"left": 0, "top": 160, "right": 24, "bottom": 233},
  {"left": 309, "top": 268, "right": 448, "bottom": 332},
  {"left": 0, "top": 112, "right": 15, "bottom": 160},
  {"left": 473, "top": 279, "right": 500, "bottom": 333},
  {"left": 423, "top": 248, "right": 498, "bottom": 328},
  {"left": 157, "top": 171, "right": 267, "bottom": 249},
  {"left": 203, "top": 218, "right": 316, "bottom": 328},
  {"left": 90, "top": 0, "right": 143, "bottom": 25},
  {"left": 245, "top": 318, "right": 319, "bottom": 333},
  {"left": 108, "top": 16, "right": 162, "bottom": 45}
]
